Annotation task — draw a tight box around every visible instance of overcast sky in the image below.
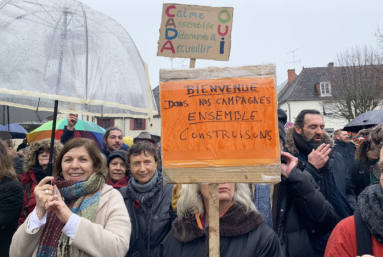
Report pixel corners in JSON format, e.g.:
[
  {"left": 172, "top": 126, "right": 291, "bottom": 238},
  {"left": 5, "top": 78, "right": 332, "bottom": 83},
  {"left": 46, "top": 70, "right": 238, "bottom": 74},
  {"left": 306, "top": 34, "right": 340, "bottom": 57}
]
[{"left": 80, "top": 0, "right": 383, "bottom": 89}]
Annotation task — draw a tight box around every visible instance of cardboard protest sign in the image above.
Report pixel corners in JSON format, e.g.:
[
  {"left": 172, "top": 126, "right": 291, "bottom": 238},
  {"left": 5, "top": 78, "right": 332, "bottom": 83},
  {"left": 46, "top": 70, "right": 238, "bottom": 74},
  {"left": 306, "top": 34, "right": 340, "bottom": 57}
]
[
  {"left": 157, "top": 4, "right": 233, "bottom": 61},
  {"left": 160, "top": 65, "right": 281, "bottom": 184}
]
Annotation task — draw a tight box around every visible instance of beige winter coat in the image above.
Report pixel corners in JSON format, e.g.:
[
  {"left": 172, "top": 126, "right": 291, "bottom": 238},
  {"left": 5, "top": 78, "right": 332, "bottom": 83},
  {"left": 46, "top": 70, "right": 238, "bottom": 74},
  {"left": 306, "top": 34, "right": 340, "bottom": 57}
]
[{"left": 10, "top": 184, "right": 131, "bottom": 257}]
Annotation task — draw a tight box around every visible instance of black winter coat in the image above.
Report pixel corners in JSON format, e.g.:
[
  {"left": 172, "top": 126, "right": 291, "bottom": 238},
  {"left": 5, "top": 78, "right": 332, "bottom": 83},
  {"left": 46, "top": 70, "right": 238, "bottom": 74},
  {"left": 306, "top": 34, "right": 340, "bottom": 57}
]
[
  {"left": 159, "top": 202, "right": 283, "bottom": 257},
  {"left": 348, "top": 159, "right": 378, "bottom": 204},
  {"left": 284, "top": 127, "right": 353, "bottom": 256},
  {"left": 60, "top": 126, "right": 75, "bottom": 145},
  {"left": 333, "top": 140, "right": 356, "bottom": 172},
  {"left": 119, "top": 174, "right": 174, "bottom": 257},
  {"left": 12, "top": 156, "right": 23, "bottom": 176},
  {"left": 274, "top": 167, "right": 339, "bottom": 257},
  {"left": 0, "top": 176, "right": 24, "bottom": 257}
]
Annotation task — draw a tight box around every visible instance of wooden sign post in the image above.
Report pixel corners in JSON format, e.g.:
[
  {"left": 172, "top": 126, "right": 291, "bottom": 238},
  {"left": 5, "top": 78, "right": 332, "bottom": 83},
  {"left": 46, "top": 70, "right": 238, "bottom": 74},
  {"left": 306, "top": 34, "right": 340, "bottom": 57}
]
[{"left": 160, "top": 65, "right": 280, "bottom": 257}]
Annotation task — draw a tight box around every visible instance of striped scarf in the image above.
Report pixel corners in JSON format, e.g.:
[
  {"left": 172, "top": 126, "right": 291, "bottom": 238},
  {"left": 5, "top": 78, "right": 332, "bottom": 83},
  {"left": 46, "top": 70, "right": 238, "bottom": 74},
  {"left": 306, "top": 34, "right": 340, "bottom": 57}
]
[{"left": 36, "top": 172, "right": 105, "bottom": 257}]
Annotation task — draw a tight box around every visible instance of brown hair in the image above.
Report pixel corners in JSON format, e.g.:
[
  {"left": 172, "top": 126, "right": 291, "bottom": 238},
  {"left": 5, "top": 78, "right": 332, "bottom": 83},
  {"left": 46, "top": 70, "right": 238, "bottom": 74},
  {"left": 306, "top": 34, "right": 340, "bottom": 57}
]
[
  {"left": 53, "top": 138, "right": 106, "bottom": 177},
  {"left": 127, "top": 141, "right": 159, "bottom": 165},
  {"left": 357, "top": 128, "right": 371, "bottom": 138},
  {"left": 355, "top": 140, "right": 375, "bottom": 162},
  {"left": 371, "top": 124, "right": 383, "bottom": 150},
  {"left": 334, "top": 129, "right": 342, "bottom": 137},
  {"left": 0, "top": 143, "right": 17, "bottom": 180}
]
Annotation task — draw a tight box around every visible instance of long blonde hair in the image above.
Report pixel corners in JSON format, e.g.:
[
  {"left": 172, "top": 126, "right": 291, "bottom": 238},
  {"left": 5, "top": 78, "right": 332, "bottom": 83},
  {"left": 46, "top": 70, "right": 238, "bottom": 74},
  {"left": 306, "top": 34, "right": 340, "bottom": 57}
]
[{"left": 177, "top": 183, "right": 257, "bottom": 218}]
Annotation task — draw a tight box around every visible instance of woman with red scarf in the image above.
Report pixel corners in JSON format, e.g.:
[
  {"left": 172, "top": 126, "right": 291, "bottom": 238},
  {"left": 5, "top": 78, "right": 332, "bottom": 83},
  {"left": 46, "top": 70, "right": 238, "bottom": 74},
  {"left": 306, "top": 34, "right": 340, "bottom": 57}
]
[{"left": 107, "top": 150, "right": 129, "bottom": 189}]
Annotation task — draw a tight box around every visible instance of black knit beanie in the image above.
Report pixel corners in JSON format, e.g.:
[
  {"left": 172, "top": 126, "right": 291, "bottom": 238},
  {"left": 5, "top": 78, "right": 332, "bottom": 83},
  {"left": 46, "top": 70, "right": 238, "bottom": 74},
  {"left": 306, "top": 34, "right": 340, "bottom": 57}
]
[
  {"left": 278, "top": 108, "right": 287, "bottom": 145},
  {"left": 107, "top": 150, "right": 127, "bottom": 167}
]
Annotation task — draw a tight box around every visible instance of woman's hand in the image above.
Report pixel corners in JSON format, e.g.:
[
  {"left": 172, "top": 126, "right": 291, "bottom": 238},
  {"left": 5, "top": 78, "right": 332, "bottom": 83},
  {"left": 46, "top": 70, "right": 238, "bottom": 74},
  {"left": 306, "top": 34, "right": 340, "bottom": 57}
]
[
  {"left": 45, "top": 185, "right": 73, "bottom": 224},
  {"left": 34, "top": 176, "right": 54, "bottom": 220}
]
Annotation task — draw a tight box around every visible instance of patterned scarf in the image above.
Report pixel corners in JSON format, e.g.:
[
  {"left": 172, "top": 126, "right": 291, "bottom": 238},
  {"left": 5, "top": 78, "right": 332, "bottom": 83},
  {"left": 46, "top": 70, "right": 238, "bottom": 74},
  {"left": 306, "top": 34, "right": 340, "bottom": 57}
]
[
  {"left": 358, "top": 182, "right": 383, "bottom": 244},
  {"left": 107, "top": 176, "right": 129, "bottom": 189},
  {"left": 36, "top": 173, "right": 105, "bottom": 257}
]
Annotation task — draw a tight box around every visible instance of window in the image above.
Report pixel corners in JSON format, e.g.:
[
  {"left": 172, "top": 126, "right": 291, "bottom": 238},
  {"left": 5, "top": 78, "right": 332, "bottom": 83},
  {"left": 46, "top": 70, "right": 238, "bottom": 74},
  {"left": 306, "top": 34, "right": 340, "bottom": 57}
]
[
  {"left": 325, "top": 128, "right": 334, "bottom": 138},
  {"left": 320, "top": 82, "right": 331, "bottom": 97},
  {"left": 130, "top": 118, "right": 146, "bottom": 130},
  {"left": 103, "top": 119, "right": 110, "bottom": 128},
  {"left": 323, "top": 104, "right": 333, "bottom": 116},
  {"left": 97, "top": 118, "right": 114, "bottom": 129}
]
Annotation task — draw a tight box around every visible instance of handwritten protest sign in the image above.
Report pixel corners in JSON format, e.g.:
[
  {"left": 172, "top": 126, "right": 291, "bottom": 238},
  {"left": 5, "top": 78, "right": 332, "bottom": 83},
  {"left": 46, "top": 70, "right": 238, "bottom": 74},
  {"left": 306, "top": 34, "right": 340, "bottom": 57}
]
[
  {"left": 160, "top": 65, "right": 281, "bottom": 184},
  {"left": 157, "top": 4, "right": 233, "bottom": 61}
]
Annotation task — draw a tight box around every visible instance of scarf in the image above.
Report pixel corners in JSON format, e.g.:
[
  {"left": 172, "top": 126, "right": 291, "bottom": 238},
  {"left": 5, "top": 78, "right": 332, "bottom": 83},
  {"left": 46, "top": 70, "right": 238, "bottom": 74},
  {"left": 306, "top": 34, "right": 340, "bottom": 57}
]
[
  {"left": 358, "top": 183, "right": 383, "bottom": 244},
  {"left": 36, "top": 172, "right": 105, "bottom": 257},
  {"left": 131, "top": 171, "right": 159, "bottom": 193},
  {"left": 107, "top": 176, "right": 129, "bottom": 189},
  {"left": 33, "top": 165, "right": 47, "bottom": 184},
  {"left": 293, "top": 131, "right": 313, "bottom": 155},
  {"left": 127, "top": 171, "right": 161, "bottom": 208}
]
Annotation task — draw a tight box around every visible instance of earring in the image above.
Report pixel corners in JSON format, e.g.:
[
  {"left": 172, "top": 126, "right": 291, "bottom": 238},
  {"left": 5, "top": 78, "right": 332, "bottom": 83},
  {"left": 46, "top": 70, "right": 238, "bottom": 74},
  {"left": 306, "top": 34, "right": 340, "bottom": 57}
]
[{"left": 60, "top": 172, "right": 63, "bottom": 176}]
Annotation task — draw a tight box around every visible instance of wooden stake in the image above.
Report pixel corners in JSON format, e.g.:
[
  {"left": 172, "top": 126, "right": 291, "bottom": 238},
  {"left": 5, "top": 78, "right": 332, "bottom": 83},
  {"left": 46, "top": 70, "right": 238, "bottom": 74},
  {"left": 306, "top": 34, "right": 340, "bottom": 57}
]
[
  {"left": 189, "top": 58, "right": 196, "bottom": 68},
  {"left": 209, "top": 183, "right": 220, "bottom": 257},
  {"left": 188, "top": 57, "right": 219, "bottom": 256}
]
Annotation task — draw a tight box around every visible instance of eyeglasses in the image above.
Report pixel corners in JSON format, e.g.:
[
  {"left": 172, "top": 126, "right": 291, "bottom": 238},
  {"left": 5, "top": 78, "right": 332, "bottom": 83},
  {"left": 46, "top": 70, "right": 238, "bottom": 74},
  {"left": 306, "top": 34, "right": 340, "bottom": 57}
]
[{"left": 370, "top": 165, "right": 383, "bottom": 180}]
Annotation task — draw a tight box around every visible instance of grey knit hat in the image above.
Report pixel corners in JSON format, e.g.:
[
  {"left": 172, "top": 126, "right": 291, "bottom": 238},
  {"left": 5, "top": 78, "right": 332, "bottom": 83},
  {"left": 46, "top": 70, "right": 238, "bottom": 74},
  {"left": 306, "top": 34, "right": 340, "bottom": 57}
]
[{"left": 107, "top": 150, "right": 127, "bottom": 167}]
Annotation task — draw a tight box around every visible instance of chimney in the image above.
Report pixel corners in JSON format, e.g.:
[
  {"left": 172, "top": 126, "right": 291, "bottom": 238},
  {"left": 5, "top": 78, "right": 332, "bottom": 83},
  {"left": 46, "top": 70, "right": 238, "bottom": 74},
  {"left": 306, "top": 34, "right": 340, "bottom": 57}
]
[
  {"left": 288, "top": 69, "right": 296, "bottom": 84},
  {"left": 327, "top": 62, "right": 334, "bottom": 67}
]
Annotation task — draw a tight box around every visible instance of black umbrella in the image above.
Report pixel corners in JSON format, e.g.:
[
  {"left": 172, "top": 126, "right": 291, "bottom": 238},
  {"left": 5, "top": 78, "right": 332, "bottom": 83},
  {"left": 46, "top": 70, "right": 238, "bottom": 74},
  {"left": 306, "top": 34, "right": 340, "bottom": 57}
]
[
  {"left": 343, "top": 110, "right": 383, "bottom": 133},
  {"left": 0, "top": 105, "right": 52, "bottom": 125}
]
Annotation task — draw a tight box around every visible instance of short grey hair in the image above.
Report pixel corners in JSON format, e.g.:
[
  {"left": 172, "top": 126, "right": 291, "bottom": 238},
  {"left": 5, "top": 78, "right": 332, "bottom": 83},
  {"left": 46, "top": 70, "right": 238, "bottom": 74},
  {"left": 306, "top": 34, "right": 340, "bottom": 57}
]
[{"left": 177, "top": 183, "right": 257, "bottom": 218}]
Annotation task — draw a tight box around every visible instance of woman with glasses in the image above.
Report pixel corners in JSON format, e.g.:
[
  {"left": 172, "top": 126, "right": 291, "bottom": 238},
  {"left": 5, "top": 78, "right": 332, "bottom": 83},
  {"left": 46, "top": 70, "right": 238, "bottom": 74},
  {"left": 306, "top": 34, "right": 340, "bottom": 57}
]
[
  {"left": 325, "top": 124, "right": 383, "bottom": 257},
  {"left": 347, "top": 140, "right": 380, "bottom": 207}
]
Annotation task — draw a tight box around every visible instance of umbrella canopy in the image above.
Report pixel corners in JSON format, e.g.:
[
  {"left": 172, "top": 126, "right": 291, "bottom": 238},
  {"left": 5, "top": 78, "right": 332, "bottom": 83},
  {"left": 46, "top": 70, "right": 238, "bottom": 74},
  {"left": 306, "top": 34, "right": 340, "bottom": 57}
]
[
  {"left": 0, "top": 0, "right": 157, "bottom": 118},
  {"left": 0, "top": 105, "right": 52, "bottom": 125},
  {"left": 27, "top": 119, "right": 106, "bottom": 149},
  {"left": 343, "top": 110, "right": 383, "bottom": 133},
  {"left": 0, "top": 0, "right": 157, "bottom": 174},
  {"left": 0, "top": 123, "right": 28, "bottom": 139}
]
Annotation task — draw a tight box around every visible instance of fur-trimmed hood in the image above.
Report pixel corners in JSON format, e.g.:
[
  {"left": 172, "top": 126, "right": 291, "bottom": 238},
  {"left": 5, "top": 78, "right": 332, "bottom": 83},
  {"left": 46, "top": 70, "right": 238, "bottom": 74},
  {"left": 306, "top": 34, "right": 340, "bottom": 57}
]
[
  {"left": 23, "top": 138, "right": 63, "bottom": 173},
  {"left": 284, "top": 126, "right": 333, "bottom": 156},
  {"left": 172, "top": 202, "right": 264, "bottom": 243}
]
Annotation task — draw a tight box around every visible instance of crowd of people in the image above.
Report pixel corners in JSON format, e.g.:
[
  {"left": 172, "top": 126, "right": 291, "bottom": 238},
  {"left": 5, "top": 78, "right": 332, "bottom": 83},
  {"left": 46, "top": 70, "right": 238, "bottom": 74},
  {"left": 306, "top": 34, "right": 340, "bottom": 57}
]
[{"left": 0, "top": 109, "right": 382, "bottom": 257}]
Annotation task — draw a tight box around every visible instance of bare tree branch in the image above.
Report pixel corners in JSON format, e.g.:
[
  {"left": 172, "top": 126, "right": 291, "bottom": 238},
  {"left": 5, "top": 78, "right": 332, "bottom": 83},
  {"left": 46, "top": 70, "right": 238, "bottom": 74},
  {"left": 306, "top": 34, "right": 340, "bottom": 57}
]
[{"left": 325, "top": 45, "right": 383, "bottom": 122}]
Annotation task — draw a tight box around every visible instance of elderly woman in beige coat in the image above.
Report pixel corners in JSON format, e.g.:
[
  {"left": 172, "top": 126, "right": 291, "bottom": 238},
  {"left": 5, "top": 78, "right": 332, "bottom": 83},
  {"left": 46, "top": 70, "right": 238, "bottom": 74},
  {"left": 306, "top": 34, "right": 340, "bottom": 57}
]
[{"left": 10, "top": 138, "right": 131, "bottom": 257}]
